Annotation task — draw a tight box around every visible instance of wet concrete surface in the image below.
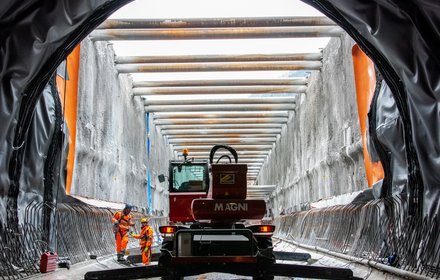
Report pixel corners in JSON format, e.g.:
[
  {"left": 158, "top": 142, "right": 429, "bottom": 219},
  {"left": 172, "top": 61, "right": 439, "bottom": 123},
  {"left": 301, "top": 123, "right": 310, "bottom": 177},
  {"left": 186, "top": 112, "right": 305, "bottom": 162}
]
[{"left": 26, "top": 241, "right": 404, "bottom": 280}]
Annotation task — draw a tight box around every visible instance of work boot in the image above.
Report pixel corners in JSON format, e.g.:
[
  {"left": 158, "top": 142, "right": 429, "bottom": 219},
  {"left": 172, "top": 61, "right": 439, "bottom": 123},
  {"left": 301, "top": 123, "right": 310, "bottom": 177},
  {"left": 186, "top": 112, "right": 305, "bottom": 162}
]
[{"left": 117, "top": 253, "right": 124, "bottom": 261}]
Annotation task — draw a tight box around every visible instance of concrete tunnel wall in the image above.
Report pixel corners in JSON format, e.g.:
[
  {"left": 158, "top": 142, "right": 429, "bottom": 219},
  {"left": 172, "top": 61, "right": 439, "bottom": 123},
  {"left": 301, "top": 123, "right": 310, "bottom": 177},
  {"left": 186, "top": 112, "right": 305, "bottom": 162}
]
[
  {"left": 71, "top": 33, "right": 368, "bottom": 218},
  {"left": 70, "top": 38, "right": 174, "bottom": 212},
  {"left": 258, "top": 34, "right": 368, "bottom": 216},
  {"left": 148, "top": 124, "right": 175, "bottom": 217}
]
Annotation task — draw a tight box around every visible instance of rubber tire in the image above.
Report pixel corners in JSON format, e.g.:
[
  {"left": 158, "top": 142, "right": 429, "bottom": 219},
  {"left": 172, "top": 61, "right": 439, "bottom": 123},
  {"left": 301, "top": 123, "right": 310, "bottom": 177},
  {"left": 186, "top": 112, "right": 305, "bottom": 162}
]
[{"left": 253, "top": 276, "right": 274, "bottom": 280}]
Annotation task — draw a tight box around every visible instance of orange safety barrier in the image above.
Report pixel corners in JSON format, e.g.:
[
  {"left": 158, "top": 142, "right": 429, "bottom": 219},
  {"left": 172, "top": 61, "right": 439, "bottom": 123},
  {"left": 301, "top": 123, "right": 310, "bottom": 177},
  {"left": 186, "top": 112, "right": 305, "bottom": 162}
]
[
  {"left": 352, "top": 44, "right": 384, "bottom": 187},
  {"left": 56, "top": 45, "right": 80, "bottom": 194}
]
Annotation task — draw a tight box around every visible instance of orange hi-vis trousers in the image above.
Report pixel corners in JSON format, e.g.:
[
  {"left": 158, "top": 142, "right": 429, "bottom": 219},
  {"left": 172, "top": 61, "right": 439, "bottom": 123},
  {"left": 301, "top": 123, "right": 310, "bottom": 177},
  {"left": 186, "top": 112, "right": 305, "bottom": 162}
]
[
  {"left": 141, "top": 246, "right": 151, "bottom": 265},
  {"left": 115, "top": 231, "right": 129, "bottom": 254}
]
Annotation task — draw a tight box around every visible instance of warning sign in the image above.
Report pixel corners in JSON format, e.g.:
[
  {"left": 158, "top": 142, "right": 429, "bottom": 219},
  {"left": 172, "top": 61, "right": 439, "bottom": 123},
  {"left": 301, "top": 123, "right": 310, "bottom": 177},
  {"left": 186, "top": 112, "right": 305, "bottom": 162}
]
[{"left": 219, "top": 174, "right": 235, "bottom": 184}]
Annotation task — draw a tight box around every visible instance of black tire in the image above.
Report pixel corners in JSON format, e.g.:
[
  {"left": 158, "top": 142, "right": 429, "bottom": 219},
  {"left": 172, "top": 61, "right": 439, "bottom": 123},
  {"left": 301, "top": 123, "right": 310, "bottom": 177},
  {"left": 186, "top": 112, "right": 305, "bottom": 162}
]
[
  {"left": 161, "top": 240, "right": 173, "bottom": 251},
  {"left": 161, "top": 270, "right": 182, "bottom": 280},
  {"left": 256, "top": 236, "right": 274, "bottom": 261},
  {"left": 253, "top": 276, "right": 274, "bottom": 280}
]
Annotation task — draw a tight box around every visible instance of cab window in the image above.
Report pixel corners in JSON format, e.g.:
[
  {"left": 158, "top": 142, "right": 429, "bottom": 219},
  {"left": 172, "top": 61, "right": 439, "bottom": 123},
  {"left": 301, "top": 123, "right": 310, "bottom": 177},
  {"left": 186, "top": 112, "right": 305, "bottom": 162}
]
[{"left": 171, "top": 165, "right": 207, "bottom": 192}]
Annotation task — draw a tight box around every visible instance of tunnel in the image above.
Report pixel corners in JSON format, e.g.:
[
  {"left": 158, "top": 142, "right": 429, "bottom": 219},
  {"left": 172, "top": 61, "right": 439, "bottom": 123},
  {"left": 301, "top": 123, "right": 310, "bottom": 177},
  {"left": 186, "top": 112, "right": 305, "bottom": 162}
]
[{"left": 0, "top": 0, "right": 439, "bottom": 279}]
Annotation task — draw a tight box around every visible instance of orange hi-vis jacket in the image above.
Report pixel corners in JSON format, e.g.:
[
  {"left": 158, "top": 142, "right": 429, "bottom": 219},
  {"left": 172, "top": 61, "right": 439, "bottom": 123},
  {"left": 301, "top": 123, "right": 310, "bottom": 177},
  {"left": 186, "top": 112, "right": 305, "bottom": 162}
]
[
  {"left": 112, "top": 211, "right": 134, "bottom": 234},
  {"left": 133, "top": 225, "right": 153, "bottom": 247}
]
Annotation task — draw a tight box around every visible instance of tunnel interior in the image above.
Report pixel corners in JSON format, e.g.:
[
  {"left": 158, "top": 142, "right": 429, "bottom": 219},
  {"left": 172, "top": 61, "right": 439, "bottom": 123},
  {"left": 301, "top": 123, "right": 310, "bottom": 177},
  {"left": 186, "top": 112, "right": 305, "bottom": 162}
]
[{"left": 0, "top": 0, "right": 439, "bottom": 279}]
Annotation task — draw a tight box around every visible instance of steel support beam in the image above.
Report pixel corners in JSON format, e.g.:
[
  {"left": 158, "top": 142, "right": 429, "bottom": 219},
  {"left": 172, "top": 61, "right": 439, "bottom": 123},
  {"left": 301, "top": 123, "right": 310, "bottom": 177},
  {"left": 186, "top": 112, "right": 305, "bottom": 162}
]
[
  {"left": 172, "top": 144, "right": 273, "bottom": 150},
  {"left": 247, "top": 194, "right": 270, "bottom": 197},
  {"left": 164, "top": 128, "right": 281, "bottom": 135},
  {"left": 245, "top": 163, "right": 263, "bottom": 166},
  {"left": 144, "top": 97, "right": 295, "bottom": 105},
  {"left": 195, "top": 157, "right": 266, "bottom": 163},
  {"left": 152, "top": 111, "right": 289, "bottom": 119},
  {"left": 169, "top": 137, "right": 276, "bottom": 145},
  {"left": 180, "top": 155, "right": 268, "bottom": 160},
  {"left": 247, "top": 194, "right": 269, "bottom": 198},
  {"left": 173, "top": 157, "right": 268, "bottom": 162},
  {"left": 166, "top": 134, "right": 279, "bottom": 139},
  {"left": 98, "top": 17, "right": 337, "bottom": 29},
  {"left": 190, "top": 154, "right": 267, "bottom": 159},
  {"left": 247, "top": 195, "right": 269, "bottom": 199},
  {"left": 247, "top": 192, "right": 273, "bottom": 196},
  {"left": 176, "top": 160, "right": 265, "bottom": 166},
  {"left": 177, "top": 151, "right": 269, "bottom": 156},
  {"left": 248, "top": 189, "right": 271, "bottom": 192},
  {"left": 244, "top": 165, "right": 264, "bottom": 169},
  {"left": 248, "top": 185, "right": 275, "bottom": 189},
  {"left": 154, "top": 117, "right": 288, "bottom": 125},
  {"left": 91, "top": 26, "right": 343, "bottom": 41},
  {"left": 176, "top": 160, "right": 266, "bottom": 166},
  {"left": 247, "top": 190, "right": 274, "bottom": 194},
  {"left": 135, "top": 85, "right": 306, "bottom": 95},
  {"left": 178, "top": 151, "right": 269, "bottom": 156},
  {"left": 168, "top": 138, "right": 276, "bottom": 145},
  {"left": 133, "top": 78, "right": 308, "bottom": 88},
  {"left": 117, "top": 53, "right": 321, "bottom": 64},
  {"left": 160, "top": 123, "right": 283, "bottom": 130},
  {"left": 118, "top": 61, "right": 322, "bottom": 73},
  {"left": 220, "top": 163, "right": 263, "bottom": 167},
  {"left": 248, "top": 185, "right": 276, "bottom": 190},
  {"left": 145, "top": 104, "right": 295, "bottom": 112}
]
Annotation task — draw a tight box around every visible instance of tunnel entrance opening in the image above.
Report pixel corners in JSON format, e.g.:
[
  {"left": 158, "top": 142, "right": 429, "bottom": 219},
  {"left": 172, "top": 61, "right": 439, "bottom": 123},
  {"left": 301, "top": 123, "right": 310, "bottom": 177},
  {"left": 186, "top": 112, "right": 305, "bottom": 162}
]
[{"left": 1, "top": 0, "right": 439, "bottom": 279}]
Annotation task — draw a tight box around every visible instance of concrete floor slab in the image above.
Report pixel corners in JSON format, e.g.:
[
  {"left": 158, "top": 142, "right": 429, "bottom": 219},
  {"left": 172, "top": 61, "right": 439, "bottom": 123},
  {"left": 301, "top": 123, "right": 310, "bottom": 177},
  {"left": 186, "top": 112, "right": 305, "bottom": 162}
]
[{"left": 26, "top": 241, "right": 404, "bottom": 280}]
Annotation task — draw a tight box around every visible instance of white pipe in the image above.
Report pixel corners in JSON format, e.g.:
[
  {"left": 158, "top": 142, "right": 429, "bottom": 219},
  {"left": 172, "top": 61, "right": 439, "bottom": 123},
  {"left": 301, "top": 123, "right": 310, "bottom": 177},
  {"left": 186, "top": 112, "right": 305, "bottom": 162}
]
[{"left": 274, "top": 237, "right": 431, "bottom": 280}]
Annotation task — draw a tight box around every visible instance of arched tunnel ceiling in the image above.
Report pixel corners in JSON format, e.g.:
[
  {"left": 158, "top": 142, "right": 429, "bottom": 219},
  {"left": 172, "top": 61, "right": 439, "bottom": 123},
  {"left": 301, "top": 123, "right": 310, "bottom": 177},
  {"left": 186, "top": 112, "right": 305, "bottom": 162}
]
[{"left": 88, "top": 1, "right": 340, "bottom": 189}]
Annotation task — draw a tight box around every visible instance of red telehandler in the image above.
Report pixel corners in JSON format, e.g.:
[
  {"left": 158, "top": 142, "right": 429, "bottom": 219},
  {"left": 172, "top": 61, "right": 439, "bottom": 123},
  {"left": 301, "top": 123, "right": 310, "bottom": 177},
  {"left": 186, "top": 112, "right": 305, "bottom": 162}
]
[{"left": 85, "top": 145, "right": 361, "bottom": 280}]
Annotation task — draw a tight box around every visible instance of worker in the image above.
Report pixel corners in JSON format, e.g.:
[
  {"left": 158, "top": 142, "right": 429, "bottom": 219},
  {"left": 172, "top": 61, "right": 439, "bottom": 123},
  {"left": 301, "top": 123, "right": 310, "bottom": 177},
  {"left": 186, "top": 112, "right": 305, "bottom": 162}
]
[
  {"left": 112, "top": 204, "right": 135, "bottom": 261},
  {"left": 131, "top": 217, "right": 154, "bottom": 265}
]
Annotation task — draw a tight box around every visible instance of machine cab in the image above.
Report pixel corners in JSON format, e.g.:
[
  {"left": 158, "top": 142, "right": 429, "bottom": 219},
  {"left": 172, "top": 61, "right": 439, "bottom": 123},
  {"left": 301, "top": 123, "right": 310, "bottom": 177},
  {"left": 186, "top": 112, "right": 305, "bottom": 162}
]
[{"left": 168, "top": 159, "right": 209, "bottom": 223}]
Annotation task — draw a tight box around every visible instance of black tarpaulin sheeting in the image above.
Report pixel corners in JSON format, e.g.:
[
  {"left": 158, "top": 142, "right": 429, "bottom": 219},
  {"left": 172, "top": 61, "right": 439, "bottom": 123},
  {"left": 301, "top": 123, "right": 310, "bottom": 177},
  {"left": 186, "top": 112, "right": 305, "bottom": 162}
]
[
  {"left": 0, "top": 0, "right": 131, "bottom": 227},
  {"left": 367, "top": 80, "right": 408, "bottom": 199},
  {"left": 302, "top": 0, "right": 440, "bottom": 218}
]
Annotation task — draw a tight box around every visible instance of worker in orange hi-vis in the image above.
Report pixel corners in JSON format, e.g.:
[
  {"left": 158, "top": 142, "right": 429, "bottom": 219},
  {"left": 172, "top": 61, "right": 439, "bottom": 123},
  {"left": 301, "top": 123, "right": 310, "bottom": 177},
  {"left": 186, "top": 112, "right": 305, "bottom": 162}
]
[
  {"left": 112, "top": 204, "right": 135, "bottom": 261},
  {"left": 131, "top": 217, "right": 154, "bottom": 265}
]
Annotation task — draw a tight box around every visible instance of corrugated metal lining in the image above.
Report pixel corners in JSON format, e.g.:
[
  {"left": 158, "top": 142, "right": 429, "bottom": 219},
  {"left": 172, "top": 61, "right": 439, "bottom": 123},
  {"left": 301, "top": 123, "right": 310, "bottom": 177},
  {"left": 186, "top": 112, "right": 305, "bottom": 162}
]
[{"left": 92, "top": 16, "right": 337, "bottom": 187}]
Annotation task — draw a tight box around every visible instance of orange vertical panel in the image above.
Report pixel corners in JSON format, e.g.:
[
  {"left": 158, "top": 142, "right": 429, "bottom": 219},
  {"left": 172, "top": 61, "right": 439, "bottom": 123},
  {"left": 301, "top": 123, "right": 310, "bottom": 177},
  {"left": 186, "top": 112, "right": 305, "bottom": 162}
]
[
  {"left": 352, "top": 44, "right": 384, "bottom": 187},
  {"left": 56, "top": 45, "right": 80, "bottom": 194}
]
